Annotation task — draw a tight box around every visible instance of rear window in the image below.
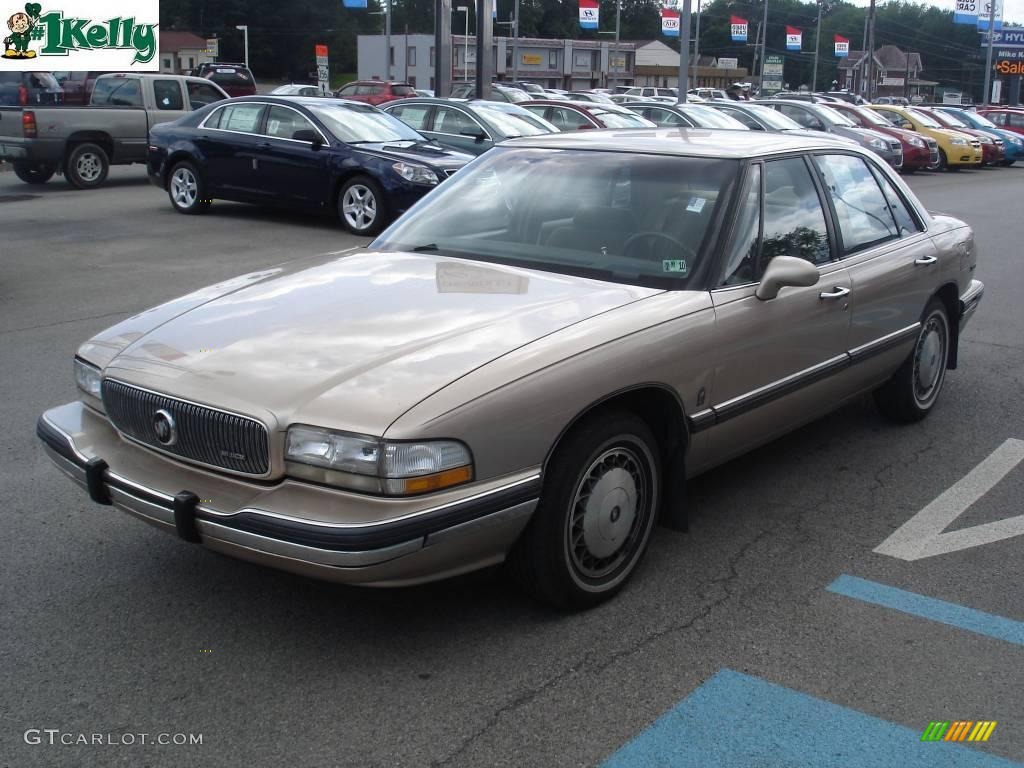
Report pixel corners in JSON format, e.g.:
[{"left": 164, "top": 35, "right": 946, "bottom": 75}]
[
  {"left": 390, "top": 85, "right": 415, "bottom": 96},
  {"left": 209, "top": 67, "right": 253, "bottom": 85}
]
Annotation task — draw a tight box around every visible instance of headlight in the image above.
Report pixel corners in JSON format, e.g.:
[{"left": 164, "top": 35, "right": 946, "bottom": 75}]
[
  {"left": 868, "top": 137, "right": 887, "bottom": 150},
  {"left": 978, "top": 135, "right": 992, "bottom": 145},
  {"left": 909, "top": 137, "right": 926, "bottom": 148},
  {"left": 74, "top": 357, "right": 104, "bottom": 411},
  {"left": 285, "top": 425, "right": 473, "bottom": 495},
  {"left": 951, "top": 138, "right": 967, "bottom": 145},
  {"left": 1009, "top": 136, "right": 1023, "bottom": 146},
  {"left": 392, "top": 161, "right": 439, "bottom": 185}
]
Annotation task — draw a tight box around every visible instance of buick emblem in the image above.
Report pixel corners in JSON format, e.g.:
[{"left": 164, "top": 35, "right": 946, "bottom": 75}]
[{"left": 153, "top": 409, "right": 178, "bottom": 446}]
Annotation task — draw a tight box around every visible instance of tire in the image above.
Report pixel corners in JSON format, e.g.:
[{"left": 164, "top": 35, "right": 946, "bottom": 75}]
[
  {"left": 13, "top": 161, "right": 55, "bottom": 184},
  {"left": 166, "top": 161, "right": 211, "bottom": 215},
  {"left": 64, "top": 142, "right": 109, "bottom": 189},
  {"left": 337, "top": 175, "right": 387, "bottom": 235},
  {"left": 937, "top": 149, "right": 949, "bottom": 171},
  {"left": 873, "top": 298, "right": 950, "bottom": 423},
  {"left": 1003, "top": 159, "right": 1016, "bottom": 167},
  {"left": 508, "top": 411, "right": 661, "bottom": 609}
]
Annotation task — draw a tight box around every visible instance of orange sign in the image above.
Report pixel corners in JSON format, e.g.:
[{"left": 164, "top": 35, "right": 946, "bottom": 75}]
[{"left": 315, "top": 44, "right": 329, "bottom": 58}]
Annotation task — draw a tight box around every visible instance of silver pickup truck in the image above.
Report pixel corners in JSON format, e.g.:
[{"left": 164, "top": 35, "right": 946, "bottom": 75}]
[{"left": 0, "top": 73, "right": 227, "bottom": 189}]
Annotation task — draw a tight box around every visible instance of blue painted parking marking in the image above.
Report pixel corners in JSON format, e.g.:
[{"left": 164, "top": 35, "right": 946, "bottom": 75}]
[
  {"left": 827, "top": 575, "right": 1024, "bottom": 647},
  {"left": 602, "top": 669, "right": 1021, "bottom": 767}
]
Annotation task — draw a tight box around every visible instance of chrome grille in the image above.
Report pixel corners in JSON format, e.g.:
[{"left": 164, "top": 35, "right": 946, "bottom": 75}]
[{"left": 102, "top": 380, "right": 269, "bottom": 476}]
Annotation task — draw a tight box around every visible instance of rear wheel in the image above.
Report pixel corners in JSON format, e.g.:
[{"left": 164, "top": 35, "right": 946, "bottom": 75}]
[
  {"left": 874, "top": 298, "right": 950, "bottom": 423},
  {"left": 64, "top": 143, "right": 109, "bottom": 189},
  {"left": 13, "top": 161, "right": 55, "bottom": 184},
  {"left": 508, "top": 411, "right": 660, "bottom": 609},
  {"left": 167, "top": 161, "right": 211, "bottom": 215}
]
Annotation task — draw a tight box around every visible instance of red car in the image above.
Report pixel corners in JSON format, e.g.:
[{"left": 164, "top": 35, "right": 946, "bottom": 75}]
[
  {"left": 828, "top": 102, "right": 936, "bottom": 172},
  {"left": 977, "top": 108, "right": 1024, "bottom": 137},
  {"left": 916, "top": 107, "right": 1004, "bottom": 166},
  {"left": 334, "top": 80, "right": 416, "bottom": 106},
  {"left": 51, "top": 71, "right": 114, "bottom": 105},
  {"left": 520, "top": 100, "right": 656, "bottom": 130}
]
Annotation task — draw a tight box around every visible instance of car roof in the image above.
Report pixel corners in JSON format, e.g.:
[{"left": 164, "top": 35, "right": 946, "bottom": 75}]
[
  {"left": 503, "top": 128, "right": 855, "bottom": 158},
  {"left": 226, "top": 95, "right": 367, "bottom": 109}
]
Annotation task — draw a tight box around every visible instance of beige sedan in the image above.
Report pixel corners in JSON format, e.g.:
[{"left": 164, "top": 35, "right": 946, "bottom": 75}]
[{"left": 38, "top": 130, "right": 983, "bottom": 608}]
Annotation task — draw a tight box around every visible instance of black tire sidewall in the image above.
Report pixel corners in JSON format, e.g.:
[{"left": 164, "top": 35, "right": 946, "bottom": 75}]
[
  {"left": 64, "top": 143, "right": 109, "bottom": 189},
  {"left": 338, "top": 176, "right": 387, "bottom": 235},
  {"left": 13, "top": 162, "right": 54, "bottom": 184},
  {"left": 874, "top": 298, "right": 950, "bottom": 423}
]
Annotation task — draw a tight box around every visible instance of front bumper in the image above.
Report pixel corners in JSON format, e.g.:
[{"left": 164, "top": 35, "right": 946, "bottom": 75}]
[
  {"left": 37, "top": 402, "right": 539, "bottom": 587},
  {"left": 901, "top": 145, "right": 931, "bottom": 170}
]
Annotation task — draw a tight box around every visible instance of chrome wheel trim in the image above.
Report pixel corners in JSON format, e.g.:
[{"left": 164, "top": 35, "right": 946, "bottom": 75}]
[
  {"left": 75, "top": 151, "right": 103, "bottom": 182},
  {"left": 912, "top": 310, "right": 948, "bottom": 409},
  {"left": 170, "top": 167, "right": 198, "bottom": 209},
  {"left": 342, "top": 184, "right": 377, "bottom": 231},
  {"left": 565, "top": 443, "right": 653, "bottom": 587}
]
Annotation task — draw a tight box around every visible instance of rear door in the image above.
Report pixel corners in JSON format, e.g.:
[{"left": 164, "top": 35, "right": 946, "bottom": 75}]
[{"left": 255, "top": 104, "right": 331, "bottom": 207}]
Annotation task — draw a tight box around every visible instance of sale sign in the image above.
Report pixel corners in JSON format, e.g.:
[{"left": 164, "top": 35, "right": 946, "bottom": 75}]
[
  {"left": 730, "top": 15, "right": 748, "bottom": 42},
  {"left": 834, "top": 34, "right": 849, "bottom": 57}
]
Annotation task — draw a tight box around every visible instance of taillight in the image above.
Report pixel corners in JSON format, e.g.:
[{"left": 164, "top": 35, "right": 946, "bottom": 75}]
[
  {"left": 18, "top": 85, "right": 28, "bottom": 106},
  {"left": 22, "top": 110, "right": 37, "bottom": 138}
]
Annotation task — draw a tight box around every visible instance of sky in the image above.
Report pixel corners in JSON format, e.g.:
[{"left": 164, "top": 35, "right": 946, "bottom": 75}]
[{"left": 844, "top": 0, "right": 1024, "bottom": 26}]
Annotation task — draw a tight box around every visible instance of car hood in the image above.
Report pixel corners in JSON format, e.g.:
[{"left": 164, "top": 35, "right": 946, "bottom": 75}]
[
  {"left": 353, "top": 141, "right": 474, "bottom": 170},
  {"left": 99, "top": 251, "right": 661, "bottom": 438}
]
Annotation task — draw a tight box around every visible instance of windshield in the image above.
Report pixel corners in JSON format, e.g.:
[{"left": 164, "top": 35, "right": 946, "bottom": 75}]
[
  {"left": 308, "top": 103, "right": 424, "bottom": 143},
  {"left": 851, "top": 106, "right": 889, "bottom": 127},
  {"left": 907, "top": 109, "right": 941, "bottom": 128},
  {"left": 929, "top": 110, "right": 966, "bottom": 128},
  {"left": 373, "top": 148, "right": 738, "bottom": 288},
  {"left": 744, "top": 105, "right": 803, "bottom": 130},
  {"left": 591, "top": 108, "right": 655, "bottom": 128},
  {"left": 818, "top": 106, "right": 856, "bottom": 126},
  {"left": 682, "top": 105, "right": 747, "bottom": 129},
  {"left": 956, "top": 110, "right": 994, "bottom": 128},
  {"left": 472, "top": 103, "right": 555, "bottom": 136},
  {"left": 499, "top": 87, "right": 533, "bottom": 103}
]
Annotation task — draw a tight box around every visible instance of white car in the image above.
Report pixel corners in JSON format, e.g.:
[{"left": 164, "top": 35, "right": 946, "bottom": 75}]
[{"left": 269, "top": 84, "right": 324, "bottom": 97}]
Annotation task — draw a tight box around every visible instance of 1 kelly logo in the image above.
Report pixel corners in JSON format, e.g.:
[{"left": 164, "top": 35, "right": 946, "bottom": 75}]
[{"left": 2, "top": 2, "right": 157, "bottom": 63}]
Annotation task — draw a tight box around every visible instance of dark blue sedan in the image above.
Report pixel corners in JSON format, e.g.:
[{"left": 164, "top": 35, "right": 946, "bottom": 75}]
[{"left": 147, "top": 96, "right": 474, "bottom": 234}]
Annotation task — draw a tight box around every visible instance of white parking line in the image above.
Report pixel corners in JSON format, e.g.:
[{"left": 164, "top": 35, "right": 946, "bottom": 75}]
[{"left": 875, "top": 438, "right": 1024, "bottom": 561}]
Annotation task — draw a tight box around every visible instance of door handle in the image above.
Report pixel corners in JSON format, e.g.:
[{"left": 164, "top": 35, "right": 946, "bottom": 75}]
[
  {"left": 914, "top": 255, "right": 938, "bottom": 266},
  {"left": 819, "top": 286, "right": 850, "bottom": 300},
  {"left": 257, "top": 142, "right": 272, "bottom": 150}
]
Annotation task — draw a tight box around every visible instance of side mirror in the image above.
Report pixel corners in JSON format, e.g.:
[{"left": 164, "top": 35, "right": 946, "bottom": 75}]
[
  {"left": 459, "top": 128, "right": 486, "bottom": 143},
  {"left": 293, "top": 129, "right": 323, "bottom": 149},
  {"left": 755, "top": 256, "right": 820, "bottom": 301}
]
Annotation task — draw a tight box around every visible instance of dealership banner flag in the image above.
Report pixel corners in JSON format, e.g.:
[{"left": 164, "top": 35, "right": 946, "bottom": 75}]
[
  {"left": 977, "top": 0, "right": 1003, "bottom": 30},
  {"left": 730, "top": 16, "right": 748, "bottom": 42},
  {"left": 579, "top": 0, "right": 599, "bottom": 29},
  {"left": 834, "top": 34, "right": 849, "bottom": 57},
  {"left": 786, "top": 26, "right": 802, "bottom": 50},
  {"left": 342, "top": 0, "right": 368, "bottom": 8},
  {"left": 954, "top": 0, "right": 977, "bottom": 24},
  {"left": 661, "top": 7, "right": 680, "bottom": 37}
]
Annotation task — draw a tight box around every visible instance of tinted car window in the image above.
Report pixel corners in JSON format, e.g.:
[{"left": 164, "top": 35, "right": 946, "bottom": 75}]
[
  {"left": 763, "top": 157, "right": 830, "bottom": 265},
  {"left": 215, "top": 103, "right": 264, "bottom": 133},
  {"left": 91, "top": 77, "right": 142, "bottom": 106},
  {"left": 722, "top": 164, "right": 762, "bottom": 285},
  {"left": 813, "top": 154, "right": 897, "bottom": 254},
  {"left": 187, "top": 81, "right": 224, "bottom": 109},
  {"left": 153, "top": 80, "right": 184, "bottom": 110},
  {"left": 389, "top": 104, "right": 432, "bottom": 130},
  {"left": 265, "top": 105, "right": 317, "bottom": 141}
]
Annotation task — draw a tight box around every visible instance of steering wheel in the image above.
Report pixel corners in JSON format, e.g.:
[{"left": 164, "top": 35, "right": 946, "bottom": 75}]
[{"left": 622, "top": 231, "right": 697, "bottom": 265}]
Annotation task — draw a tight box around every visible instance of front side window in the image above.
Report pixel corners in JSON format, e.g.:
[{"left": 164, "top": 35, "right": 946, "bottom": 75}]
[
  {"left": 549, "top": 107, "right": 592, "bottom": 131},
  {"left": 434, "top": 106, "right": 481, "bottom": 135},
  {"left": 549, "top": 50, "right": 558, "bottom": 68},
  {"left": 264, "top": 106, "right": 317, "bottom": 141},
  {"left": 813, "top": 153, "right": 897, "bottom": 254},
  {"left": 212, "top": 103, "right": 264, "bottom": 133},
  {"left": 153, "top": 80, "right": 184, "bottom": 110},
  {"left": 646, "top": 108, "right": 689, "bottom": 127},
  {"left": 374, "top": 148, "right": 739, "bottom": 289},
  {"left": 187, "top": 81, "right": 225, "bottom": 108},
  {"left": 762, "top": 157, "right": 830, "bottom": 265},
  {"left": 778, "top": 104, "right": 823, "bottom": 130},
  {"left": 389, "top": 104, "right": 431, "bottom": 131}
]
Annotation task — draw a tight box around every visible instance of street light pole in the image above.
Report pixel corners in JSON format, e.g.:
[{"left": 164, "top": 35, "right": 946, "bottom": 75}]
[
  {"left": 812, "top": 0, "right": 821, "bottom": 91},
  {"left": 983, "top": 0, "right": 997, "bottom": 105},
  {"left": 513, "top": 0, "right": 520, "bottom": 84},
  {"left": 385, "top": 0, "right": 392, "bottom": 80},
  {"left": 235, "top": 25, "right": 248, "bottom": 69}
]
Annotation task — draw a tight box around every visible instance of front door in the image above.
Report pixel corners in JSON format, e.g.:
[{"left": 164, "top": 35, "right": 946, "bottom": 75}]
[
  {"left": 255, "top": 105, "right": 332, "bottom": 207},
  {"left": 703, "top": 156, "right": 853, "bottom": 469}
]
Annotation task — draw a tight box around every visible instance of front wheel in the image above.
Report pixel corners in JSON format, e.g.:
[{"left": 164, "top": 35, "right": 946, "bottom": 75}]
[
  {"left": 337, "top": 176, "right": 387, "bottom": 235},
  {"left": 936, "top": 149, "right": 949, "bottom": 171},
  {"left": 13, "top": 161, "right": 55, "bottom": 184},
  {"left": 64, "top": 143, "right": 109, "bottom": 189},
  {"left": 873, "top": 298, "right": 950, "bottom": 423},
  {"left": 167, "top": 161, "right": 211, "bottom": 215},
  {"left": 508, "top": 411, "right": 661, "bottom": 609}
]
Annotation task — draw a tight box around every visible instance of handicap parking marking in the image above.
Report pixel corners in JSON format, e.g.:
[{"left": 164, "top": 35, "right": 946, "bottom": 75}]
[
  {"left": 827, "top": 575, "right": 1024, "bottom": 646},
  {"left": 875, "top": 438, "right": 1024, "bottom": 561},
  {"left": 601, "top": 669, "right": 1022, "bottom": 768}
]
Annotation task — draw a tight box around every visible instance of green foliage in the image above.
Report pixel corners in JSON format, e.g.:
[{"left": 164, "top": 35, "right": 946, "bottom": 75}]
[{"left": 160, "top": 0, "right": 991, "bottom": 98}]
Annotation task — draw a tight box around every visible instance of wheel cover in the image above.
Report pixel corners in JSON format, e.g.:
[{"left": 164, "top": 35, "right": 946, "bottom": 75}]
[
  {"left": 342, "top": 185, "right": 377, "bottom": 230},
  {"left": 170, "top": 168, "right": 198, "bottom": 208},
  {"left": 76, "top": 152, "right": 103, "bottom": 182},
  {"left": 912, "top": 311, "right": 948, "bottom": 408},
  {"left": 566, "top": 446, "right": 650, "bottom": 582}
]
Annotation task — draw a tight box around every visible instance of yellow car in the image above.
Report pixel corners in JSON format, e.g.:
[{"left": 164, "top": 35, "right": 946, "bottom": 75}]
[{"left": 870, "top": 105, "right": 982, "bottom": 169}]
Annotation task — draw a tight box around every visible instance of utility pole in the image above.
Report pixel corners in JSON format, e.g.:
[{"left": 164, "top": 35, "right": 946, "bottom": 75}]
[
  {"left": 865, "top": 0, "right": 876, "bottom": 100},
  {"left": 760, "top": 0, "right": 769, "bottom": 81},
  {"left": 613, "top": 0, "right": 621, "bottom": 89},
  {"left": 812, "top": 0, "right": 822, "bottom": 91},
  {"left": 983, "top": 0, "right": 997, "bottom": 105},
  {"left": 677, "top": 0, "right": 692, "bottom": 101},
  {"left": 752, "top": 21, "right": 762, "bottom": 81},
  {"left": 904, "top": 49, "right": 910, "bottom": 101},
  {"left": 404, "top": 24, "right": 409, "bottom": 82},
  {"left": 384, "top": 0, "right": 391, "bottom": 80},
  {"left": 512, "top": 0, "right": 520, "bottom": 84},
  {"left": 476, "top": 0, "right": 494, "bottom": 99},
  {"left": 434, "top": 0, "right": 452, "bottom": 96},
  {"left": 694, "top": 0, "right": 702, "bottom": 82}
]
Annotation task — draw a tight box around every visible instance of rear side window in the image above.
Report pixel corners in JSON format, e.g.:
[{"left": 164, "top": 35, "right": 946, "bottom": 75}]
[
  {"left": 91, "top": 77, "right": 142, "bottom": 106},
  {"left": 813, "top": 154, "right": 898, "bottom": 254},
  {"left": 870, "top": 166, "right": 922, "bottom": 236},
  {"left": 549, "top": 107, "right": 592, "bottom": 130},
  {"left": 153, "top": 80, "right": 184, "bottom": 110},
  {"left": 763, "top": 157, "right": 831, "bottom": 265}
]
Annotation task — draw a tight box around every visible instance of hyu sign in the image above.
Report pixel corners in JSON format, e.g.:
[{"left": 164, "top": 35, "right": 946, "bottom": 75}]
[{"left": 2, "top": 0, "right": 158, "bottom": 70}]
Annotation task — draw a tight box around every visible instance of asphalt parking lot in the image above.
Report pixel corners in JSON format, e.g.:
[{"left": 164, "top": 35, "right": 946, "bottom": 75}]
[{"left": 1, "top": 164, "right": 1022, "bottom": 767}]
